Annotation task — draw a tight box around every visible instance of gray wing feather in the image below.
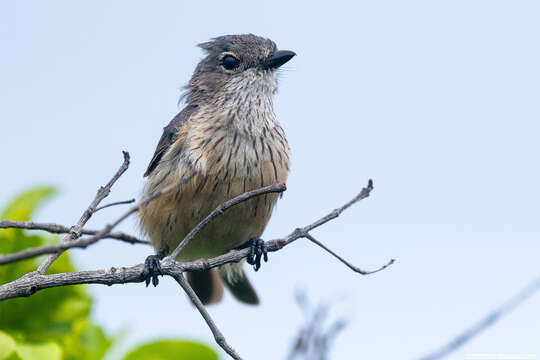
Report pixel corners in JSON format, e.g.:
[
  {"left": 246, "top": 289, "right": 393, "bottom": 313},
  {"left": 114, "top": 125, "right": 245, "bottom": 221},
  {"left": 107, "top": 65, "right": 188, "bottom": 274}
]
[{"left": 143, "top": 105, "right": 198, "bottom": 177}]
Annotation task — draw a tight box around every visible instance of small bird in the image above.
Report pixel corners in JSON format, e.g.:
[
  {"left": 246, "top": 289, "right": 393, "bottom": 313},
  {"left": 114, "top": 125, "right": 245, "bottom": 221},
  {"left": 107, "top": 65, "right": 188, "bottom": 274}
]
[{"left": 139, "top": 34, "right": 295, "bottom": 305}]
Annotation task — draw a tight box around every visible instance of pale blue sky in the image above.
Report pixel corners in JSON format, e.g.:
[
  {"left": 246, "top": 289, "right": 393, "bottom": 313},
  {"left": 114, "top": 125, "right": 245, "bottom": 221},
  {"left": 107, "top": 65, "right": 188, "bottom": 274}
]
[{"left": 1, "top": 1, "right": 539, "bottom": 359}]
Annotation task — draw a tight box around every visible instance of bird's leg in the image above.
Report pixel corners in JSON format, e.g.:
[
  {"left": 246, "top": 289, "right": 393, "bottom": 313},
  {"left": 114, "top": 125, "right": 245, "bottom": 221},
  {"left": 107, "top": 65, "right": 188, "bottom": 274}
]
[
  {"left": 241, "top": 237, "right": 268, "bottom": 272},
  {"left": 141, "top": 251, "right": 166, "bottom": 287}
]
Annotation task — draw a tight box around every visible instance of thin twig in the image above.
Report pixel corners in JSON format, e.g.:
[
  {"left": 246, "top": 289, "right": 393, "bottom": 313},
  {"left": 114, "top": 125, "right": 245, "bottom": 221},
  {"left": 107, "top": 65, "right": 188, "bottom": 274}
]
[
  {"left": 418, "top": 276, "right": 540, "bottom": 360},
  {"left": 296, "top": 179, "right": 374, "bottom": 236},
  {"left": 305, "top": 234, "right": 395, "bottom": 275},
  {"left": 36, "top": 151, "right": 130, "bottom": 274},
  {"left": 7, "top": 174, "right": 194, "bottom": 269},
  {"left": 288, "top": 293, "right": 347, "bottom": 360},
  {"left": 0, "top": 233, "right": 149, "bottom": 265},
  {"left": 0, "top": 220, "right": 149, "bottom": 245},
  {"left": 267, "top": 179, "right": 376, "bottom": 252},
  {"left": 95, "top": 199, "right": 135, "bottom": 212},
  {"left": 166, "top": 183, "right": 287, "bottom": 263},
  {"left": 0, "top": 221, "right": 80, "bottom": 235},
  {"left": 66, "top": 174, "right": 194, "bottom": 255},
  {"left": 173, "top": 274, "right": 242, "bottom": 360}
]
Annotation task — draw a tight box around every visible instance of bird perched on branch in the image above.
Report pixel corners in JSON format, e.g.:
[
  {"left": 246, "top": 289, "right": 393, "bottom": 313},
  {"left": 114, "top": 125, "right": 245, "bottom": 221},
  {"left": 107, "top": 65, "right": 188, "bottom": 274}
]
[{"left": 139, "top": 34, "right": 295, "bottom": 305}]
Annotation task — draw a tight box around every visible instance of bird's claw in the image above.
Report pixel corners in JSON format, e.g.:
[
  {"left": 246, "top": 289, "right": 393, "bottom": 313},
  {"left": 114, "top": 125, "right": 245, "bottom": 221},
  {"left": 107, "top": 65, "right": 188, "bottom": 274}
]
[
  {"left": 142, "top": 255, "right": 163, "bottom": 287},
  {"left": 245, "top": 237, "right": 268, "bottom": 271}
]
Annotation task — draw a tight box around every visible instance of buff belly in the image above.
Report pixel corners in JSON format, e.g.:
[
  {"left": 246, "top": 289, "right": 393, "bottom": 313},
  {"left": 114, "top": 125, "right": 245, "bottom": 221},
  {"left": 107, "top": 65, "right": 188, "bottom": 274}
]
[{"left": 139, "top": 160, "right": 282, "bottom": 262}]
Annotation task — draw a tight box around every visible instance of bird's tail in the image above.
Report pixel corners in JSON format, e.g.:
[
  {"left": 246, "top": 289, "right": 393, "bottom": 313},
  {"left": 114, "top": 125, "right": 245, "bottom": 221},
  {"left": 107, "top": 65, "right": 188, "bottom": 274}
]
[
  {"left": 186, "top": 263, "right": 259, "bottom": 305},
  {"left": 219, "top": 262, "right": 259, "bottom": 305},
  {"left": 186, "top": 268, "right": 224, "bottom": 305}
]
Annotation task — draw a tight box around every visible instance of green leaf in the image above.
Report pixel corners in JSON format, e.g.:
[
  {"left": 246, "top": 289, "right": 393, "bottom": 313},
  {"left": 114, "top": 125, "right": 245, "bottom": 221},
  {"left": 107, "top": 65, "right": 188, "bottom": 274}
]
[
  {"left": 0, "top": 186, "right": 56, "bottom": 221},
  {"left": 0, "top": 186, "right": 57, "bottom": 281},
  {"left": 0, "top": 331, "right": 62, "bottom": 360},
  {"left": 0, "top": 187, "right": 113, "bottom": 360},
  {"left": 15, "top": 342, "right": 62, "bottom": 360},
  {"left": 0, "top": 186, "right": 56, "bottom": 259},
  {"left": 62, "top": 320, "right": 113, "bottom": 360},
  {"left": 52, "top": 298, "right": 92, "bottom": 322},
  {"left": 0, "top": 331, "right": 18, "bottom": 360},
  {"left": 0, "top": 188, "right": 93, "bottom": 338},
  {"left": 0, "top": 237, "right": 91, "bottom": 337},
  {"left": 122, "top": 340, "right": 219, "bottom": 360},
  {"left": 0, "top": 250, "right": 92, "bottom": 337}
]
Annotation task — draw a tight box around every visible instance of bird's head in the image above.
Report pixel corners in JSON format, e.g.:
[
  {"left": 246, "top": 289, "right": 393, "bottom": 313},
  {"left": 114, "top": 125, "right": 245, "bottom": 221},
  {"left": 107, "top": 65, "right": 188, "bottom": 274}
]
[{"left": 184, "top": 34, "right": 295, "bottom": 106}]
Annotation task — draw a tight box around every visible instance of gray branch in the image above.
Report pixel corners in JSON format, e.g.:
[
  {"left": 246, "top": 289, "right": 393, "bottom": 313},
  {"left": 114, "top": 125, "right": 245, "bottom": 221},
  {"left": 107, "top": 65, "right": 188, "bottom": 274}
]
[
  {"left": 0, "top": 179, "right": 389, "bottom": 301},
  {"left": 418, "top": 276, "right": 540, "bottom": 360},
  {"left": 0, "top": 220, "right": 148, "bottom": 245},
  {"left": 94, "top": 198, "right": 136, "bottom": 212},
  {"left": 0, "top": 180, "right": 384, "bottom": 300},
  {"left": 305, "top": 234, "right": 395, "bottom": 275},
  {"left": 36, "top": 151, "right": 131, "bottom": 274},
  {"left": 174, "top": 274, "right": 242, "bottom": 360},
  {"left": 166, "top": 183, "right": 287, "bottom": 262},
  {"left": 0, "top": 229, "right": 150, "bottom": 265}
]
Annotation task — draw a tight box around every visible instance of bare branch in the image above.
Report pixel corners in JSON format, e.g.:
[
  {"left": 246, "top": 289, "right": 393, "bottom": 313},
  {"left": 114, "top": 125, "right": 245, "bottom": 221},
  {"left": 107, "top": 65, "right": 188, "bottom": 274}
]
[
  {"left": 0, "top": 180, "right": 384, "bottom": 301},
  {"left": 36, "top": 151, "right": 130, "bottom": 274},
  {"left": 0, "top": 184, "right": 286, "bottom": 266},
  {"left": 418, "top": 276, "right": 540, "bottom": 360},
  {"left": 82, "top": 174, "right": 195, "bottom": 248},
  {"left": 1, "top": 220, "right": 78, "bottom": 234},
  {"left": 1, "top": 174, "right": 229, "bottom": 267},
  {"left": 1, "top": 174, "right": 195, "bottom": 268},
  {"left": 95, "top": 198, "right": 136, "bottom": 212},
  {"left": 166, "top": 183, "right": 287, "bottom": 263},
  {"left": 305, "top": 234, "right": 395, "bottom": 275},
  {"left": 0, "top": 220, "right": 149, "bottom": 245},
  {"left": 265, "top": 179, "right": 376, "bottom": 252},
  {"left": 288, "top": 292, "right": 347, "bottom": 360},
  {"left": 173, "top": 274, "right": 242, "bottom": 360},
  {"left": 296, "top": 179, "right": 374, "bottom": 235},
  {"left": 0, "top": 232, "right": 149, "bottom": 265}
]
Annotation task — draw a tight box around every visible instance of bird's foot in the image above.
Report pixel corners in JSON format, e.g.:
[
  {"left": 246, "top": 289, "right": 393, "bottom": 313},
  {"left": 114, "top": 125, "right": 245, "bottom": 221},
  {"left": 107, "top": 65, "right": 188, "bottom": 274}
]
[
  {"left": 244, "top": 237, "right": 268, "bottom": 272},
  {"left": 141, "top": 255, "right": 163, "bottom": 287}
]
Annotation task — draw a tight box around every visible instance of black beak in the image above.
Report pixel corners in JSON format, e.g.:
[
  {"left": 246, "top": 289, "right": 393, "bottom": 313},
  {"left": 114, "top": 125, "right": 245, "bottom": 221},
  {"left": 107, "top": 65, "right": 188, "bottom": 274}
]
[{"left": 263, "top": 50, "right": 296, "bottom": 69}]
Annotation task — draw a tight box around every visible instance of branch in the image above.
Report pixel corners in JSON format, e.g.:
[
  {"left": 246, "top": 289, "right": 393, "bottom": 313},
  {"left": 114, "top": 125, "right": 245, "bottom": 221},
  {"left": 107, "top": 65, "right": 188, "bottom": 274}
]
[
  {"left": 0, "top": 184, "right": 285, "bottom": 266},
  {"left": 0, "top": 231, "right": 149, "bottom": 265},
  {"left": 95, "top": 198, "right": 135, "bottom": 212},
  {"left": 0, "top": 220, "right": 150, "bottom": 265},
  {"left": 0, "top": 220, "right": 149, "bottom": 244},
  {"left": 174, "top": 274, "right": 242, "bottom": 360},
  {"left": 305, "top": 234, "right": 395, "bottom": 275},
  {"left": 35, "top": 151, "right": 130, "bottom": 274},
  {"left": 418, "top": 276, "right": 540, "bottom": 360},
  {"left": 0, "top": 173, "right": 196, "bottom": 268},
  {"left": 288, "top": 291, "right": 347, "bottom": 360},
  {"left": 166, "top": 183, "right": 287, "bottom": 262},
  {"left": 0, "top": 180, "right": 389, "bottom": 300},
  {"left": 78, "top": 174, "right": 195, "bottom": 250}
]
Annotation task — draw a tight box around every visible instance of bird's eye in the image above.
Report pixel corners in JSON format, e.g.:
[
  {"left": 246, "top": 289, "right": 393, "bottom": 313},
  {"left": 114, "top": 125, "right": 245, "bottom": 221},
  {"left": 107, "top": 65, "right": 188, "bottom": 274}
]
[{"left": 221, "top": 55, "right": 240, "bottom": 70}]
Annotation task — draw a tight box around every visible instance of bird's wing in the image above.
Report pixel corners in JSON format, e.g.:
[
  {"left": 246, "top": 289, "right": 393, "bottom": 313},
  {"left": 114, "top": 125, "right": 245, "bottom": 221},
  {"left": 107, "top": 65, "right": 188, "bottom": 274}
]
[{"left": 143, "top": 104, "right": 198, "bottom": 177}]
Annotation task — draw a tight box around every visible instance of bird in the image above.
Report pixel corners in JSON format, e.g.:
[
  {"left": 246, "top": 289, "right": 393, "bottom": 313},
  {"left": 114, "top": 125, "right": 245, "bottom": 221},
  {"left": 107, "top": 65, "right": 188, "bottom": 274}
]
[{"left": 138, "top": 34, "right": 295, "bottom": 305}]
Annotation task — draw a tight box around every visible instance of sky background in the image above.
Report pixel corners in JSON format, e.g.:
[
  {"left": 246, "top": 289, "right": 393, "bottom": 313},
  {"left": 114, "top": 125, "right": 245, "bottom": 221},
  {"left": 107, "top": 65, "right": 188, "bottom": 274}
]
[{"left": 1, "top": 1, "right": 539, "bottom": 359}]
